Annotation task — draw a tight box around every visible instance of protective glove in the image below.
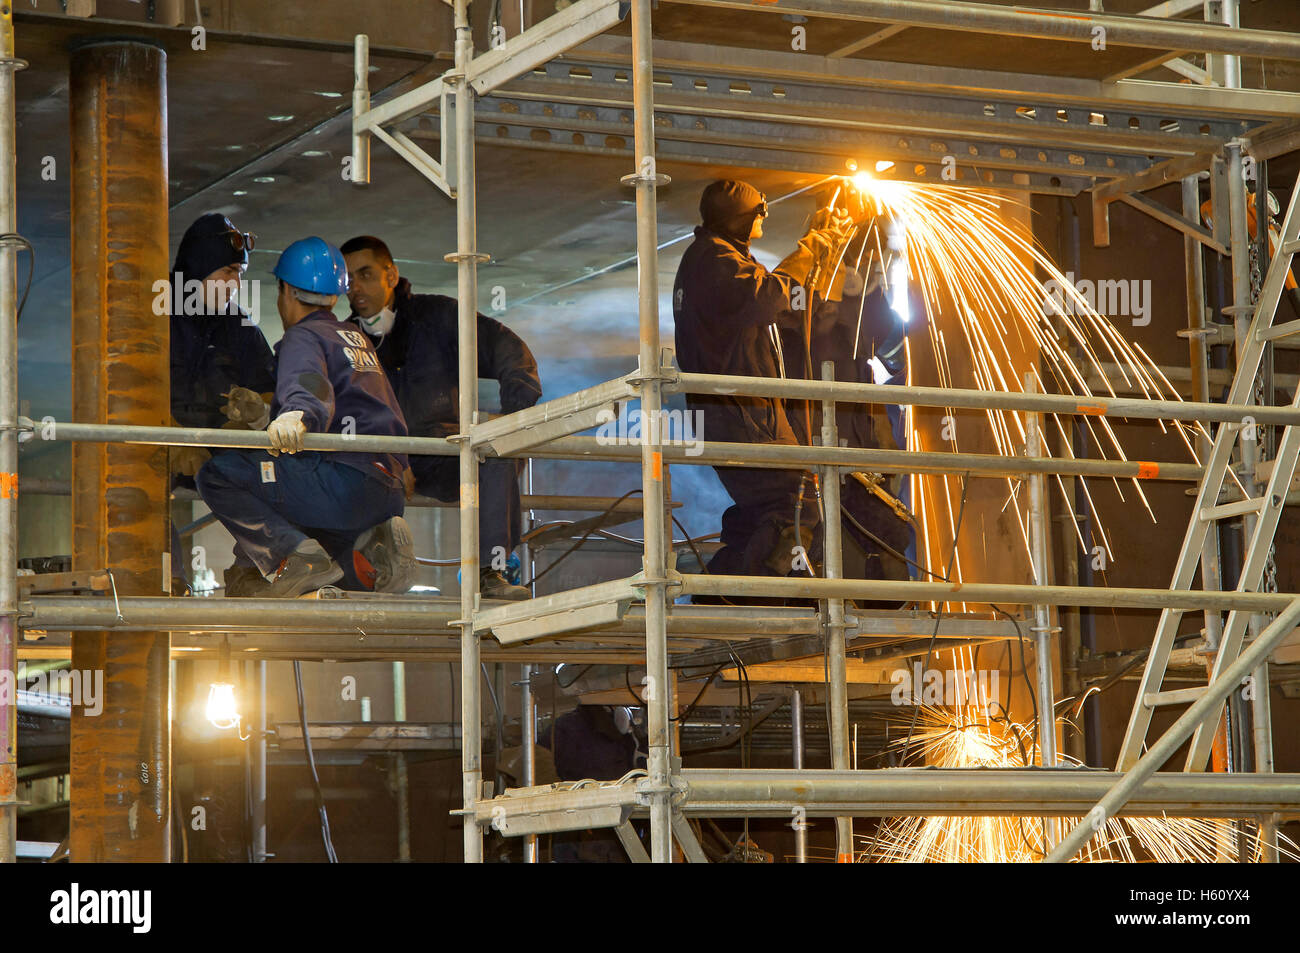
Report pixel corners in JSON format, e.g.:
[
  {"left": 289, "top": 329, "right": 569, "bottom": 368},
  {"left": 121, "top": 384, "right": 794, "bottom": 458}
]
[
  {"left": 777, "top": 208, "right": 856, "bottom": 295},
  {"left": 221, "top": 386, "right": 271, "bottom": 431},
  {"left": 266, "top": 410, "right": 307, "bottom": 456},
  {"left": 809, "top": 206, "right": 854, "bottom": 239},
  {"left": 170, "top": 445, "right": 211, "bottom": 477}
]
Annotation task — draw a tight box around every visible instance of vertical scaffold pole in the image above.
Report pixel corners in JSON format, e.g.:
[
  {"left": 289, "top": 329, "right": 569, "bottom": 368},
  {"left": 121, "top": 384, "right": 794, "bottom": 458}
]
[
  {"left": 820, "top": 362, "right": 853, "bottom": 861},
  {"left": 626, "top": 0, "right": 673, "bottom": 863},
  {"left": 0, "top": 5, "right": 18, "bottom": 865},
  {"left": 451, "top": 0, "right": 484, "bottom": 864}
]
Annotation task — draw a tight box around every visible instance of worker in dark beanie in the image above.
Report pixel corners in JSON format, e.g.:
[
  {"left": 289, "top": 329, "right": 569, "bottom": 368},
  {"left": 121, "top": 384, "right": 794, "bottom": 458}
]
[
  {"left": 673, "top": 179, "right": 851, "bottom": 601},
  {"left": 170, "top": 212, "right": 275, "bottom": 437},
  {"left": 168, "top": 212, "right": 277, "bottom": 595}
]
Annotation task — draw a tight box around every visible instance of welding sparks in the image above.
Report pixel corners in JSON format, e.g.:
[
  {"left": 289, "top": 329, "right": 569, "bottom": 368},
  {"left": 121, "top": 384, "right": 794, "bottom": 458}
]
[
  {"left": 833, "top": 176, "right": 1208, "bottom": 583},
  {"left": 864, "top": 693, "right": 1295, "bottom": 863}
]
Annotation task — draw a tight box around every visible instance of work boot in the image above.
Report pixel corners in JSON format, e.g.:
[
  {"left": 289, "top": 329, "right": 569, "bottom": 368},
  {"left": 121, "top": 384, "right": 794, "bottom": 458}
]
[
  {"left": 480, "top": 568, "right": 530, "bottom": 601},
  {"left": 264, "top": 539, "right": 344, "bottom": 598},
  {"left": 224, "top": 564, "right": 270, "bottom": 598},
  {"left": 353, "top": 516, "right": 417, "bottom": 593}
]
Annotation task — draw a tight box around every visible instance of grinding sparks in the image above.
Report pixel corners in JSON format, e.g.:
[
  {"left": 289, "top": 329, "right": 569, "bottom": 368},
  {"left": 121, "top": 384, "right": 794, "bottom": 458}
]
[
  {"left": 863, "top": 658, "right": 1295, "bottom": 863},
  {"left": 832, "top": 176, "right": 1209, "bottom": 586}
]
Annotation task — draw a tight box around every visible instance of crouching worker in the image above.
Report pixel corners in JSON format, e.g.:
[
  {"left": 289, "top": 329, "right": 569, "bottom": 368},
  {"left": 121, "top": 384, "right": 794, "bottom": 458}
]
[{"left": 196, "top": 237, "right": 416, "bottom": 598}]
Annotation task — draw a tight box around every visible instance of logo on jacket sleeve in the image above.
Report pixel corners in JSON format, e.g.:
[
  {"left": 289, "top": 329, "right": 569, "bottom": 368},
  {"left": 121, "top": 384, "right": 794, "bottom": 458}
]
[{"left": 335, "top": 328, "right": 382, "bottom": 372}]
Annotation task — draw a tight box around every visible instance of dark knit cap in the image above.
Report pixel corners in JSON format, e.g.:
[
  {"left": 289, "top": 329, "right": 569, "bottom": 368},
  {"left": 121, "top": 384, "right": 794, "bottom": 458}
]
[
  {"left": 172, "top": 212, "right": 248, "bottom": 283},
  {"left": 699, "top": 180, "right": 766, "bottom": 243}
]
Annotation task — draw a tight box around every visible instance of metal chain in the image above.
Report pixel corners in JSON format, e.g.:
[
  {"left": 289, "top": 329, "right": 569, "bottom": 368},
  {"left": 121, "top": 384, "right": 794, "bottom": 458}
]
[{"left": 1249, "top": 238, "right": 1281, "bottom": 596}]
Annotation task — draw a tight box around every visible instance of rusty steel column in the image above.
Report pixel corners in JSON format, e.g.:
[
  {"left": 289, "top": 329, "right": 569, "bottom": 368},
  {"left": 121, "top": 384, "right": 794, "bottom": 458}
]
[{"left": 69, "top": 40, "right": 171, "bottom": 863}]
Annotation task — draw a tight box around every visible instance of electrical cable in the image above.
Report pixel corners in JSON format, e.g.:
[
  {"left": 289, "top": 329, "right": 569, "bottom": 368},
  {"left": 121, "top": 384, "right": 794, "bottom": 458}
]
[
  {"left": 293, "top": 660, "right": 338, "bottom": 863},
  {"left": 672, "top": 662, "right": 729, "bottom": 724}
]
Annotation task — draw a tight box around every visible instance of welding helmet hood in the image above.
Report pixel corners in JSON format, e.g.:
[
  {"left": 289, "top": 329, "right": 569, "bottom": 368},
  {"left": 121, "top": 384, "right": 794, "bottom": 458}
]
[{"left": 700, "top": 179, "right": 767, "bottom": 245}]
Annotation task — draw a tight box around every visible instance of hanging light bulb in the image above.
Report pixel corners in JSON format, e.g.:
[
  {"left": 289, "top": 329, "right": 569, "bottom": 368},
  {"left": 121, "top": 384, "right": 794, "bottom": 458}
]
[
  {"left": 205, "top": 637, "right": 246, "bottom": 736},
  {"left": 206, "top": 681, "right": 240, "bottom": 731}
]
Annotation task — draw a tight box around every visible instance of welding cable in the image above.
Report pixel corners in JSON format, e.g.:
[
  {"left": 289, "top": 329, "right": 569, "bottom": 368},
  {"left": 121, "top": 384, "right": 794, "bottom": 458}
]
[
  {"left": 293, "top": 660, "right": 339, "bottom": 863},
  {"left": 791, "top": 473, "right": 816, "bottom": 578},
  {"left": 840, "top": 504, "right": 929, "bottom": 581},
  {"left": 671, "top": 515, "right": 716, "bottom": 575},
  {"left": 672, "top": 662, "right": 730, "bottom": 725},
  {"left": 480, "top": 661, "right": 504, "bottom": 732},
  {"left": 0, "top": 233, "right": 35, "bottom": 324},
  {"left": 990, "top": 604, "right": 1038, "bottom": 740}
]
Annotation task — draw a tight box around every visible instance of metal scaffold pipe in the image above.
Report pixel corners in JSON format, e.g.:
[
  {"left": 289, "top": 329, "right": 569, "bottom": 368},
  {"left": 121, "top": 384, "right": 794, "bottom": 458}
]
[
  {"left": 1047, "top": 596, "right": 1300, "bottom": 861},
  {"left": 627, "top": 0, "right": 673, "bottom": 864},
  {"left": 669, "top": 372, "right": 1300, "bottom": 428},
  {"left": 819, "top": 362, "right": 853, "bottom": 861},
  {"left": 28, "top": 419, "right": 1206, "bottom": 482},
  {"left": 0, "top": 4, "right": 20, "bottom": 865},
  {"left": 451, "top": 0, "right": 484, "bottom": 865},
  {"left": 1025, "top": 378, "right": 1057, "bottom": 771},
  {"left": 676, "top": 573, "right": 1300, "bottom": 614}
]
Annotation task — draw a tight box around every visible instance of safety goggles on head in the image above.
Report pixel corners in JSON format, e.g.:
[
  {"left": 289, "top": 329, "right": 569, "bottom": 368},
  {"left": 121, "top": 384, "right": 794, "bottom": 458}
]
[
  {"left": 224, "top": 229, "right": 256, "bottom": 254},
  {"left": 755, "top": 198, "right": 769, "bottom": 219}
]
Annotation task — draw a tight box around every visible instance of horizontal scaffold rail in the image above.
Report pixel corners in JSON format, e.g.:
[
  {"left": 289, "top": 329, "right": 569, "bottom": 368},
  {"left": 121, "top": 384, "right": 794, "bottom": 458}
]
[
  {"left": 669, "top": 372, "right": 1300, "bottom": 428},
  {"left": 23, "top": 418, "right": 1204, "bottom": 481},
  {"left": 476, "top": 768, "right": 1300, "bottom": 827}
]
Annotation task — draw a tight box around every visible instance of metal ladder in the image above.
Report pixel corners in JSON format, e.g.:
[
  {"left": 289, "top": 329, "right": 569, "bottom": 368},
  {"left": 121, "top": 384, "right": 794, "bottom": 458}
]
[{"left": 1115, "top": 174, "right": 1300, "bottom": 773}]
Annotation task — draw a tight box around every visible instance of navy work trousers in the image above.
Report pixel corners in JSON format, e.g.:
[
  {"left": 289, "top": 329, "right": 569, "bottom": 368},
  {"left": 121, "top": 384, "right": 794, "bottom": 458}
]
[
  {"left": 197, "top": 450, "right": 405, "bottom": 589},
  {"left": 412, "top": 454, "right": 523, "bottom": 564}
]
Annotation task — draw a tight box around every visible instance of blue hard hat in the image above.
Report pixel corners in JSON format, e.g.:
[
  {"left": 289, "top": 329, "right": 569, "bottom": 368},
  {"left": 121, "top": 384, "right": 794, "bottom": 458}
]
[{"left": 272, "top": 237, "right": 349, "bottom": 295}]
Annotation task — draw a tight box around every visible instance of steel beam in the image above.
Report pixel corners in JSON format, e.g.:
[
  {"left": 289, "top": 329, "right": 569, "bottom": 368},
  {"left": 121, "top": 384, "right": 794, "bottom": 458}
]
[
  {"left": 500, "top": 60, "right": 1254, "bottom": 156},
  {"left": 666, "top": 0, "right": 1300, "bottom": 60},
  {"left": 570, "top": 35, "right": 1300, "bottom": 121},
  {"left": 467, "top": 90, "right": 1139, "bottom": 180}
]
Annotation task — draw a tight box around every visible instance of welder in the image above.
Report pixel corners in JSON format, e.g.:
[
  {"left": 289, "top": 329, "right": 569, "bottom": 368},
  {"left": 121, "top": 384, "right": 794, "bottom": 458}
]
[
  {"left": 341, "top": 235, "right": 542, "bottom": 601},
  {"left": 168, "top": 213, "right": 276, "bottom": 594},
  {"left": 196, "top": 237, "right": 416, "bottom": 598},
  {"left": 779, "top": 210, "right": 921, "bottom": 605},
  {"left": 672, "top": 179, "right": 852, "bottom": 591}
]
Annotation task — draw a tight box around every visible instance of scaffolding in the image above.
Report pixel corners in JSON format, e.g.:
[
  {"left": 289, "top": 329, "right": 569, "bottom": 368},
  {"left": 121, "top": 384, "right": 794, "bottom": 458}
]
[{"left": 6, "top": 0, "right": 1300, "bottom": 863}]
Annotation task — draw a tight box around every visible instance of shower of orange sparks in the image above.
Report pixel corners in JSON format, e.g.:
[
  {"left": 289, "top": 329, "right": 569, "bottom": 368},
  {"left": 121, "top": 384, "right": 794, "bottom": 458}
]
[
  {"left": 837, "top": 178, "right": 1213, "bottom": 603},
  {"left": 862, "top": 649, "right": 1295, "bottom": 863}
]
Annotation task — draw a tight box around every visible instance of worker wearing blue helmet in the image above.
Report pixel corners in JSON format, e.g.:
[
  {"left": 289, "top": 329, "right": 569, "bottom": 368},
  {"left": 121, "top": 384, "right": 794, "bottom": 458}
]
[{"left": 196, "top": 237, "right": 417, "bottom": 598}]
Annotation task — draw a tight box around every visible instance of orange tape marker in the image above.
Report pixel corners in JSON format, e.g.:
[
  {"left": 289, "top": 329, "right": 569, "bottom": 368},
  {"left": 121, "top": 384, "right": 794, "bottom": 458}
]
[
  {"left": 1136, "top": 461, "right": 1160, "bottom": 480},
  {"left": 0, "top": 472, "right": 16, "bottom": 499},
  {"left": 1076, "top": 403, "right": 1107, "bottom": 416}
]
